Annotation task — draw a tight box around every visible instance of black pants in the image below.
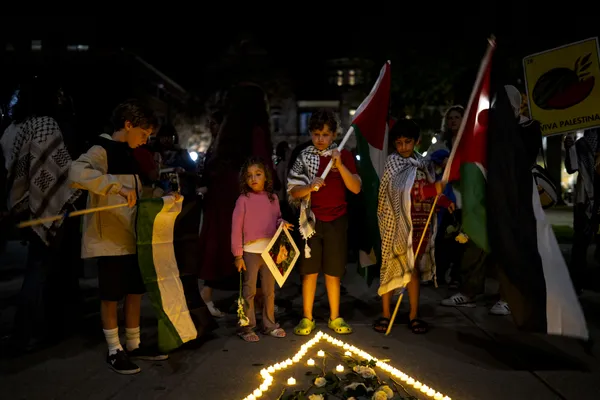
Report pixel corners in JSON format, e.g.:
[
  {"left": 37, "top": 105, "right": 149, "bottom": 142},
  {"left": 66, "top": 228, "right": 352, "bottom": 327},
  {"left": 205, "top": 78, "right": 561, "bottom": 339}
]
[
  {"left": 13, "top": 221, "right": 82, "bottom": 348},
  {"left": 570, "top": 203, "right": 594, "bottom": 292},
  {"left": 435, "top": 210, "right": 465, "bottom": 284}
]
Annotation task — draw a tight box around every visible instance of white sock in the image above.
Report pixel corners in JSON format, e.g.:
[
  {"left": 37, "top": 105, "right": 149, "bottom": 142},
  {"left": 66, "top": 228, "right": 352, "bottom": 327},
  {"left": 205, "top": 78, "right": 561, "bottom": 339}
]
[
  {"left": 125, "top": 327, "right": 141, "bottom": 351},
  {"left": 103, "top": 328, "right": 123, "bottom": 355}
]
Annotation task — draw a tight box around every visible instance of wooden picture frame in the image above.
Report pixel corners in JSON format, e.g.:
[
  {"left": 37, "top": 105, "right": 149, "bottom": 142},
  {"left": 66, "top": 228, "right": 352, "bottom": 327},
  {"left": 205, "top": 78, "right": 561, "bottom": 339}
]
[{"left": 261, "top": 222, "right": 300, "bottom": 288}]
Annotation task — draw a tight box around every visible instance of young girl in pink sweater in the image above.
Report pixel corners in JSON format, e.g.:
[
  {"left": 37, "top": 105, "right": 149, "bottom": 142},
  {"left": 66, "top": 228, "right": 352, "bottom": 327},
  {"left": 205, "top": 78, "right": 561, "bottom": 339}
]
[{"left": 232, "top": 157, "right": 293, "bottom": 342}]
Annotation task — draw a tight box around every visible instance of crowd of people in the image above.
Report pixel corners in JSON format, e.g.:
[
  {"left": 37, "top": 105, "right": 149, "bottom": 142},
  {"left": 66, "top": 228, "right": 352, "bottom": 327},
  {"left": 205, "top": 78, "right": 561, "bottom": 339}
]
[{"left": 0, "top": 75, "right": 588, "bottom": 377}]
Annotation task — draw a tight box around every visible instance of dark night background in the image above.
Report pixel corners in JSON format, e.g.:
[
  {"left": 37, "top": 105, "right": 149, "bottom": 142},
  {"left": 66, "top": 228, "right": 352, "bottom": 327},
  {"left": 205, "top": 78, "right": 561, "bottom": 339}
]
[{"left": 1, "top": 14, "right": 598, "bottom": 151}]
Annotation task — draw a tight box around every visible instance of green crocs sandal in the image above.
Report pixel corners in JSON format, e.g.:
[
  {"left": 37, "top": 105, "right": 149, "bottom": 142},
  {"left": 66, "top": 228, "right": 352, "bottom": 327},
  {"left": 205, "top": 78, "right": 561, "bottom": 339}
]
[
  {"left": 294, "top": 318, "right": 316, "bottom": 336},
  {"left": 328, "top": 317, "right": 353, "bottom": 334}
]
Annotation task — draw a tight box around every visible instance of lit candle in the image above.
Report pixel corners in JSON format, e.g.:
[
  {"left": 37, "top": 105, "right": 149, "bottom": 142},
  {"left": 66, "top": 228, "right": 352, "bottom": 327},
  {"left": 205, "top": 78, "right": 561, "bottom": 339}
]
[
  {"left": 247, "top": 395, "right": 256, "bottom": 400},
  {"left": 443, "top": 397, "right": 451, "bottom": 400},
  {"left": 336, "top": 364, "right": 344, "bottom": 372},
  {"left": 414, "top": 381, "right": 422, "bottom": 389},
  {"left": 434, "top": 394, "right": 443, "bottom": 400},
  {"left": 344, "top": 351, "right": 352, "bottom": 356},
  {"left": 407, "top": 378, "right": 415, "bottom": 385},
  {"left": 427, "top": 389, "right": 436, "bottom": 397},
  {"left": 267, "top": 366, "right": 275, "bottom": 373},
  {"left": 287, "top": 377, "right": 296, "bottom": 385},
  {"left": 253, "top": 389, "right": 262, "bottom": 397},
  {"left": 307, "top": 358, "right": 315, "bottom": 366},
  {"left": 421, "top": 385, "right": 429, "bottom": 392},
  {"left": 259, "top": 383, "right": 268, "bottom": 392},
  {"left": 274, "top": 363, "right": 282, "bottom": 370},
  {"left": 317, "top": 350, "right": 325, "bottom": 357},
  {"left": 285, "top": 359, "right": 293, "bottom": 366},
  {"left": 292, "top": 356, "right": 300, "bottom": 363}
]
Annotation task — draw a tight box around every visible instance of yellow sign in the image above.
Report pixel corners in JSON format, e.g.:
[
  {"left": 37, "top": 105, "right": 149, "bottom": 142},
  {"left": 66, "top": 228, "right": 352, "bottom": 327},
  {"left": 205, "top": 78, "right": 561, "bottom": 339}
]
[{"left": 523, "top": 37, "right": 600, "bottom": 136}]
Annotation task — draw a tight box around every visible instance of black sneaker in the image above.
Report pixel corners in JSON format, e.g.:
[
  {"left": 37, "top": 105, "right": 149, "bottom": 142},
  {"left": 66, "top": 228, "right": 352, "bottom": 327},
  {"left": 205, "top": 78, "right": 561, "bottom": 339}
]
[
  {"left": 126, "top": 345, "right": 169, "bottom": 361},
  {"left": 107, "top": 350, "right": 141, "bottom": 375}
]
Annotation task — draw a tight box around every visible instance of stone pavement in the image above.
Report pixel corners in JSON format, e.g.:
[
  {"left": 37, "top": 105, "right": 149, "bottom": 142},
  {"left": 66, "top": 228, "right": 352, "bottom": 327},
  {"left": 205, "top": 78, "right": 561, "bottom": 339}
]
[{"left": 1, "top": 229, "right": 600, "bottom": 399}]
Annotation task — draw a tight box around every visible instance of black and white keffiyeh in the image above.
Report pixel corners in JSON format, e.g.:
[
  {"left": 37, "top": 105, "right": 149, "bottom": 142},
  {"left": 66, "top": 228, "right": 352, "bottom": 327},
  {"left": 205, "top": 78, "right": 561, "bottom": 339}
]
[
  {"left": 287, "top": 143, "right": 338, "bottom": 258},
  {"left": 7, "top": 116, "right": 81, "bottom": 245},
  {"left": 377, "top": 152, "right": 437, "bottom": 295}
]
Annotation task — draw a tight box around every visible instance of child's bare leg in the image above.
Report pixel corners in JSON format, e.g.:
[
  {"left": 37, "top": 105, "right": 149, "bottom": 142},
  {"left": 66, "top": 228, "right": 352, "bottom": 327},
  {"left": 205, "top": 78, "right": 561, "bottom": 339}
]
[
  {"left": 124, "top": 294, "right": 142, "bottom": 351},
  {"left": 302, "top": 273, "right": 318, "bottom": 320},
  {"left": 407, "top": 268, "right": 421, "bottom": 321},
  {"left": 101, "top": 300, "right": 118, "bottom": 330},
  {"left": 324, "top": 274, "right": 340, "bottom": 320},
  {"left": 381, "top": 291, "right": 393, "bottom": 319},
  {"left": 124, "top": 294, "right": 142, "bottom": 328}
]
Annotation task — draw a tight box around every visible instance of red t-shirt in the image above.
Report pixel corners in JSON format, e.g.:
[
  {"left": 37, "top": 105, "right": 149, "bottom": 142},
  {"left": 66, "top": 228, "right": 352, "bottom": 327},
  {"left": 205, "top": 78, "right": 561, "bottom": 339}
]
[{"left": 311, "top": 149, "right": 357, "bottom": 222}]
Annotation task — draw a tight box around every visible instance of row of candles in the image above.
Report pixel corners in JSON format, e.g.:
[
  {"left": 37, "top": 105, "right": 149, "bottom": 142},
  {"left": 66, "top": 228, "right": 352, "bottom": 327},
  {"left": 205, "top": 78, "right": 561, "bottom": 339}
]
[{"left": 242, "top": 331, "right": 452, "bottom": 400}]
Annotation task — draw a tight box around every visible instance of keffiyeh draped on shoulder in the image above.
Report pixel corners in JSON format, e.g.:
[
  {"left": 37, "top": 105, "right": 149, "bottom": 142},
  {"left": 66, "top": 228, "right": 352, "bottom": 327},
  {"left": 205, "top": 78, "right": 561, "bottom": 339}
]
[
  {"left": 287, "top": 143, "right": 337, "bottom": 258},
  {"left": 377, "top": 152, "right": 436, "bottom": 295},
  {"left": 7, "top": 116, "right": 81, "bottom": 245}
]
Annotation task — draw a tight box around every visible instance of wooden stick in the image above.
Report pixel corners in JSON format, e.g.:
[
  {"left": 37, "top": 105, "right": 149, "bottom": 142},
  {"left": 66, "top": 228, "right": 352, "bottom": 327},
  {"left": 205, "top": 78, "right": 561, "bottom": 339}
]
[
  {"left": 385, "top": 194, "right": 440, "bottom": 336},
  {"left": 17, "top": 203, "right": 129, "bottom": 228}
]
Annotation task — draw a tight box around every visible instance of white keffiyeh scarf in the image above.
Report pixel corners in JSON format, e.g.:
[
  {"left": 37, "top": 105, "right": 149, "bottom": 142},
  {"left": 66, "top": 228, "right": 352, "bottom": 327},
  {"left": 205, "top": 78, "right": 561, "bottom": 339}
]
[
  {"left": 287, "top": 143, "right": 337, "bottom": 258},
  {"left": 377, "top": 152, "right": 437, "bottom": 296},
  {"left": 6, "top": 117, "right": 81, "bottom": 245}
]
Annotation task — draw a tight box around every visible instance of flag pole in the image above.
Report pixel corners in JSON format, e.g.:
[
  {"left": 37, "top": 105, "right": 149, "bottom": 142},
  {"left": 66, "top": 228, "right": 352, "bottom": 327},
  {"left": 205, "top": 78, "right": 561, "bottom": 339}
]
[
  {"left": 318, "top": 60, "right": 392, "bottom": 183},
  {"left": 385, "top": 194, "right": 440, "bottom": 335},
  {"left": 17, "top": 203, "right": 130, "bottom": 228},
  {"left": 441, "top": 36, "right": 496, "bottom": 184}
]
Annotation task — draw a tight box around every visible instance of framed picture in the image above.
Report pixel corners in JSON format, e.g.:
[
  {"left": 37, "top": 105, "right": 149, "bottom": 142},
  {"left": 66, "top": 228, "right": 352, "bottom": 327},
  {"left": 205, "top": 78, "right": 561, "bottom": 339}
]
[{"left": 261, "top": 222, "right": 300, "bottom": 288}]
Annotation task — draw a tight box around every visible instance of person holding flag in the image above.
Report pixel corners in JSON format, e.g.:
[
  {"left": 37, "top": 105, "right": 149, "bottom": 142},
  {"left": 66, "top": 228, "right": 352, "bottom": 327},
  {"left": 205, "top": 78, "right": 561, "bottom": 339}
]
[{"left": 374, "top": 119, "right": 454, "bottom": 334}]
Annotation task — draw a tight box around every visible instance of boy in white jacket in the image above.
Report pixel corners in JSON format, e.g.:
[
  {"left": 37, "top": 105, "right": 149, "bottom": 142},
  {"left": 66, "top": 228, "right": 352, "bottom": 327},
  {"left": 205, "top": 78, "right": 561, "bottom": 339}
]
[{"left": 70, "top": 100, "right": 166, "bottom": 374}]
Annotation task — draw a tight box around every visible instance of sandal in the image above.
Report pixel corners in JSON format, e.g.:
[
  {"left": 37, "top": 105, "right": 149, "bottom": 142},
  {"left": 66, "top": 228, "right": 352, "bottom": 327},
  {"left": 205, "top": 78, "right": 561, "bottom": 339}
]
[
  {"left": 373, "top": 317, "right": 390, "bottom": 333},
  {"left": 328, "top": 317, "right": 353, "bottom": 334},
  {"left": 267, "top": 328, "right": 286, "bottom": 338},
  {"left": 294, "top": 318, "right": 316, "bottom": 336},
  {"left": 238, "top": 331, "right": 260, "bottom": 342},
  {"left": 408, "top": 319, "right": 429, "bottom": 334}
]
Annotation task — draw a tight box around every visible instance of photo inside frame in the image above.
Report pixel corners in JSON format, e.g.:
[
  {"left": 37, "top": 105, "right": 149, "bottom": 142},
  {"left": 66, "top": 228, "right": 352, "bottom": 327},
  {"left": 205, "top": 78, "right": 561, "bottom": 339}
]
[{"left": 261, "top": 223, "right": 300, "bottom": 288}]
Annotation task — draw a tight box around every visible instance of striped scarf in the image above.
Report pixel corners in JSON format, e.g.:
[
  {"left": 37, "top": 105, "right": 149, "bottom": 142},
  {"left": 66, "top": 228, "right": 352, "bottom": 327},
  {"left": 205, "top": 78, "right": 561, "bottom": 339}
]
[{"left": 287, "top": 143, "right": 337, "bottom": 258}]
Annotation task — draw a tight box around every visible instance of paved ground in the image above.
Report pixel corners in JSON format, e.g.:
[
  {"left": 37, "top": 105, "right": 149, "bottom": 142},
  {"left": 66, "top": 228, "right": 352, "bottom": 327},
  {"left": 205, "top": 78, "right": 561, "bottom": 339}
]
[{"left": 1, "top": 207, "right": 599, "bottom": 399}]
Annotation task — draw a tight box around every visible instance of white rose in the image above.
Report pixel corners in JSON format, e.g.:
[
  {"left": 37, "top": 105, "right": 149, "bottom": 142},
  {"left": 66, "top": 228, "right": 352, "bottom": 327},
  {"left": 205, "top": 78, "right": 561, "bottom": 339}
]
[
  {"left": 378, "top": 385, "right": 394, "bottom": 399},
  {"left": 308, "top": 395, "right": 324, "bottom": 400},
  {"left": 372, "top": 391, "right": 388, "bottom": 400},
  {"left": 314, "top": 377, "right": 327, "bottom": 387},
  {"left": 353, "top": 365, "right": 376, "bottom": 379},
  {"left": 344, "top": 382, "right": 368, "bottom": 392}
]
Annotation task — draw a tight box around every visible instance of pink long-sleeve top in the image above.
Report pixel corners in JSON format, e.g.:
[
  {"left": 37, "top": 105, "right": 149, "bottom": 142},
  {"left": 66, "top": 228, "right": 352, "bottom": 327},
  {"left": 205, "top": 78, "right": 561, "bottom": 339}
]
[{"left": 231, "top": 191, "right": 283, "bottom": 257}]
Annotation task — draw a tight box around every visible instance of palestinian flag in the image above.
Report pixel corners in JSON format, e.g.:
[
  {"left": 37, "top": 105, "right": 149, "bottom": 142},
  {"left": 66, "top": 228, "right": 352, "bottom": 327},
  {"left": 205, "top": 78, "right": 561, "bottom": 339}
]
[
  {"left": 442, "top": 41, "right": 494, "bottom": 252},
  {"left": 137, "top": 196, "right": 198, "bottom": 353},
  {"left": 353, "top": 61, "right": 392, "bottom": 284},
  {"left": 487, "top": 81, "right": 588, "bottom": 340}
]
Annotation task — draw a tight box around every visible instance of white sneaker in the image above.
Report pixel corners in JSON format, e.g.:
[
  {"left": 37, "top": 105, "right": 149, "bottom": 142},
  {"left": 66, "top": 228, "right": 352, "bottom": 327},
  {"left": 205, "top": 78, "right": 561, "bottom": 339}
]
[
  {"left": 206, "top": 301, "right": 225, "bottom": 318},
  {"left": 441, "top": 293, "right": 476, "bottom": 307},
  {"left": 489, "top": 300, "right": 511, "bottom": 316}
]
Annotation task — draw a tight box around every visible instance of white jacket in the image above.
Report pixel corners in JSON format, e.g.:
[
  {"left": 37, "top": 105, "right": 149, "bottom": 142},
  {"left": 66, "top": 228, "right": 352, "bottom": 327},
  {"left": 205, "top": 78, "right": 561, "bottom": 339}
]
[{"left": 69, "top": 134, "right": 142, "bottom": 258}]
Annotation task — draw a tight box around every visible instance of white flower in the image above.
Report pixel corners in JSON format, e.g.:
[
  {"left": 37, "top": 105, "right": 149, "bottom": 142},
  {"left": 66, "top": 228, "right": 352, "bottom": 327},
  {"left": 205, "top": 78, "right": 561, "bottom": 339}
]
[
  {"left": 344, "top": 382, "right": 368, "bottom": 392},
  {"left": 237, "top": 298, "right": 250, "bottom": 326},
  {"left": 353, "top": 365, "right": 377, "bottom": 379},
  {"left": 372, "top": 391, "right": 388, "bottom": 400},
  {"left": 308, "top": 395, "right": 324, "bottom": 400},
  {"left": 378, "top": 385, "right": 394, "bottom": 399},
  {"left": 314, "top": 377, "right": 327, "bottom": 387}
]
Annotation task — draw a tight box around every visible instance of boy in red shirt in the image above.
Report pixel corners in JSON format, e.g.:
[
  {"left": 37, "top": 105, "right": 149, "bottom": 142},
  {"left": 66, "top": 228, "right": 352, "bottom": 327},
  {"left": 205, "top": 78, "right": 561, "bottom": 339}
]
[{"left": 288, "top": 109, "right": 361, "bottom": 335}]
